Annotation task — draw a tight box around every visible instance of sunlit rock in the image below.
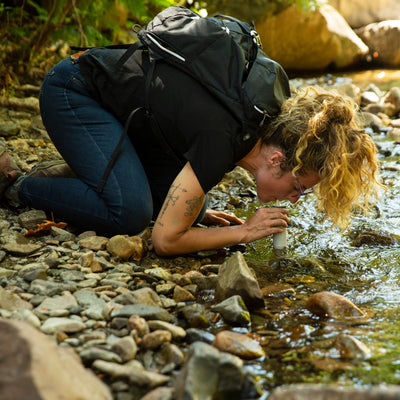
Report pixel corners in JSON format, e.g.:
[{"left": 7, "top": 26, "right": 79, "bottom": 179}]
[
  {"left": 255, "top": 4, "right": 368, "bottom": 70},
  {"left": 357, "top": 20, "right": 400, "bottom": 67}
]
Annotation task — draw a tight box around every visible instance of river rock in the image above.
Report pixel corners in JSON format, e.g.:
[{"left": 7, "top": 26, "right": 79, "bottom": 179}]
[
  {"left": 335, "top": 334, "right": 371, "bottom": 360},
  {"left": 214, "top": 251, "right": 264, "bottom": 310},
  {"left": 0, "top": 318, "right": 112, "bottom": 400},
  {"left": 211, "top": 295, "right": 251, "bottom": 326},
  {"left": 356, "top": 20, "right": 400, "bottom": 67},
  {"left": 213, "top": 330, "right": 265, "bottom": 360},
  {"left": 305, "top": 291, "right": 365, "bottom": 319},
  {"left": 329, "top": 0, "right": 400, "bottom": 28},
  {"left": 255, "top": 3, "right": 368, "bottom": 70},
  {"left": 106, "top": 234, "right": 145, "bottom": 261}
]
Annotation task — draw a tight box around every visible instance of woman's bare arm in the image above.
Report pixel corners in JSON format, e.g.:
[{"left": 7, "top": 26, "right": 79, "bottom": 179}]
[{"left": 151, "top": 162, "right": 289, "bottom": 256}]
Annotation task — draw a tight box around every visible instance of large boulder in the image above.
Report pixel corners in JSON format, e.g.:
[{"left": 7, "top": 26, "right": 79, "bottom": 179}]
[
  {"left": 0, "top": 318, "right": 112, "bottom": 400},
  {"left": 356, "top": 20, "right": 400, "bottom": 67},
  {"left": 328, "top": 0, "right": 400, "bottom": 28},
  {"left": 255, "top": 4, "right": 368, "bottom": 71}
]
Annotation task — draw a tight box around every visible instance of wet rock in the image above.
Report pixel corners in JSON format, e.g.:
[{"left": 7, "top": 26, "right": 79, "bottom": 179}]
[
  {"left": 353, "top": 230, "right": 396, "bottom": 247},
  {"left": 214, "top": 251, "right": 264, "bottom": 310},
  {"left": 213, "top": 330, "right": 265, "bottom": 360},
  {"left": 335, "top": 334, "right": 371, "bottom": 360},
  {"left": 0, "top": 319, "right": 112, "bottom": 400},
  {"left": 261, "top": 283, "right": 296, "bottom": 299},
  {"left": 211, "top": 295, "right": 251, "bottom": 326},
  {"left": 305, "top": 291, "right": 365, "bottom": 319},
  {"left": 179, "top": 303, "right": 211, "bottom": 328}
]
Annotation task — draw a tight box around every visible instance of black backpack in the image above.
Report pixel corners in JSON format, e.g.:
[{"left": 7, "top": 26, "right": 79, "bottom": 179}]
[{"left": 95, "top": 6, "right": 291, "bottom": 192}]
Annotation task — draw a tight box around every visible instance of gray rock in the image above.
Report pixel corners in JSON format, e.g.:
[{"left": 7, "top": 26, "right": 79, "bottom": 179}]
[
  {"left": 74, "top": 289, "right": 106, "bottom": 320},
  {"left": 211, "top": 295, "right": 251, "bottom": 326},
  {"left": 174, "top": 341, "right": 245, "bottom": 400},
  {"left": 110, "top": 304, "right": 173, "bottom": 322},
  {"left": 41, "top": 317, "right": 86, "bottom": 334},
  {"left": 214, "top": 252, "right": 264, "bottom": 310}
]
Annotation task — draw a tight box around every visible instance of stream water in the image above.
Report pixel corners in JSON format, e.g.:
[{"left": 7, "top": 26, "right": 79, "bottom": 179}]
[{"left": 226, "top": 70, "right": 400, "bottom": 397}]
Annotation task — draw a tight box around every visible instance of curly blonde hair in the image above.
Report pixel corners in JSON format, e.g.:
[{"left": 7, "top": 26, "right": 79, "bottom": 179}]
[{"left": 262, "top": 86, "right": 385, "bottom": 228}]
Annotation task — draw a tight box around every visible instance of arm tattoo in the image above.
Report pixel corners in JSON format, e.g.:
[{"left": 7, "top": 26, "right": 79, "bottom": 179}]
[
  {"left": 185, "top": 195, "right": 204, "bottom": 217},
  {"left": 159, "top": 183, "right": 187, "bottom": 220}
]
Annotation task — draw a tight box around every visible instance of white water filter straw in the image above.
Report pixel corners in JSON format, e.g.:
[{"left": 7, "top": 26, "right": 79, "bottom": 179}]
[{"left": 273, "top": 200, "right": 287, "bottom": 257}]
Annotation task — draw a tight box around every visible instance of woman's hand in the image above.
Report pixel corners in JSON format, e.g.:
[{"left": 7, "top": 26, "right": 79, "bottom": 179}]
[
  {"left": 239, "top": 206, "right": 290, "bottom": 243},
  {"left": 201, "top": 209, "right": 244, "bottom": 226}
]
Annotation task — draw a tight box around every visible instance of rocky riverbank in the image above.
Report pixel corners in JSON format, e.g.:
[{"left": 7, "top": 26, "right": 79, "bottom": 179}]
[{"left": 1, "top": 74, "right": 400, "bottom": 400}]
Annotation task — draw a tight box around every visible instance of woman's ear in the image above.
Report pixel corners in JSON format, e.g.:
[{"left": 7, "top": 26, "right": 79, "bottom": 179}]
[{"left": 268, "top": 151, "right": 285, "bottom": 167}]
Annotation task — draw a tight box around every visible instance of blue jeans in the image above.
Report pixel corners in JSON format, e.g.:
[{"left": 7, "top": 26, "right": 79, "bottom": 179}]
[{"left": 19, "top": 57, "right": 153, "bottom": 236}]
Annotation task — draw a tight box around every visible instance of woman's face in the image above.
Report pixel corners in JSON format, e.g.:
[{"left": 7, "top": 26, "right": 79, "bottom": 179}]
[{"left": 254, "top": 165, "right": 320, "bottom": 204}]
